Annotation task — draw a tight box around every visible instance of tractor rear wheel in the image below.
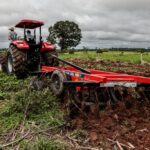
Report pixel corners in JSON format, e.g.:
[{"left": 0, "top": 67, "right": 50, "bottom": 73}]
[
  {"left": 0, "top": 54, "right": 7, "bottom": 72},
  {"left": 43, "top": 50, "right": 59, "bottom": 66},
  {"left": 50, "top": 70, "right": 67, "bottom": 96},
  {"left": 7, "top": 45, "right": 27, "bottom": 79}
]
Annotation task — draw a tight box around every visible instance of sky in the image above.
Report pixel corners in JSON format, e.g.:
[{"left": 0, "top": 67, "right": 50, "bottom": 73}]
[{"left": 1, "top": 0, "right": 150, "bottom": 48}]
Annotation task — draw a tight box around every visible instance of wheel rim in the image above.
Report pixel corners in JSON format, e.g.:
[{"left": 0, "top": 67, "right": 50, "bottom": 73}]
[
  {"left": 50, "top": 70, "right": 66, "bottom": 96},
  {"left": 7, "top": 54, "right": 13, "bottom": 73}
]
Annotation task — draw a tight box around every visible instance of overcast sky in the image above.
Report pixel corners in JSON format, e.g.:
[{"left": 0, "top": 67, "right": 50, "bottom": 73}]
[{"left": 1, "top": 0, "right": 150, "bottom": 48}]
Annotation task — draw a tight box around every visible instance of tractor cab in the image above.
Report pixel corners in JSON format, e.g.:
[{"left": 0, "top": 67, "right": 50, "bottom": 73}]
[
  {"left": 15, "top": 19, "right": 44, "bottom": 47},
  {"left": 12, "top": 19, "right": 55, "bottom": 51}
]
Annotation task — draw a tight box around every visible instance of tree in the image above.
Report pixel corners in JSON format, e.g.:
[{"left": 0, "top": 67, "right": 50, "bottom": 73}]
[{"left": 47, "top": 20, "right": 82, "bottom": 50}]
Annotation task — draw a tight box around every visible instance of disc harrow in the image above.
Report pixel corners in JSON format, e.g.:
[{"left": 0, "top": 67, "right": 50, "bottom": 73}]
[{"left": 30, "top": 55, "right": 150, "bottom": 118}]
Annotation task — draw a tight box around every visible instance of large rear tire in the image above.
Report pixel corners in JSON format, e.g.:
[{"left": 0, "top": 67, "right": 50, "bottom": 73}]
[
  {"left": 0, "top": 53, "right": 7, "bottom": 72},
  {"left": 7, "top": 45, "right": 27, "bottom": 79},
  {"left": 43, "top": 50, "right": 59, "bottom": 66}
]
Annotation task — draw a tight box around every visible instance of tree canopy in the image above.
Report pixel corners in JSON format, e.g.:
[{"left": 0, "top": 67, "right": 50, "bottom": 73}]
[{"left": 47, "top": 20, "right": 82, "bottom": 50}]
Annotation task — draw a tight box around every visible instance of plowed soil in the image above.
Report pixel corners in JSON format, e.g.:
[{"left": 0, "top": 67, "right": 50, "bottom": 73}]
[
  {"left": 68, "top": 58, "right": 150, "bottom": 77},
  {"left": 66, "top": 58, "right": 150, "bottom": 150}
]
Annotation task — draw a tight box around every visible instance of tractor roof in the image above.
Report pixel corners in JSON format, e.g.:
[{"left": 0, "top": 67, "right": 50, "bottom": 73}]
[{"left": 15, "top": 19, "right": 44, "bottom": 29}]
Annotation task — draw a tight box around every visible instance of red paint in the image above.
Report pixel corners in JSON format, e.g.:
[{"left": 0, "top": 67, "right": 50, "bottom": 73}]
[
  {"left": 12, "top": 40, "right": 29, "bottom": 49},
  {"left": 41, "top": 42, "right": 56, "bottom": 51},
  {"left": 15, "top": 19, "right": 44, "bottom": 29},
  {"left": 41, "top": 66, "right": 150, "bottom": 85}
]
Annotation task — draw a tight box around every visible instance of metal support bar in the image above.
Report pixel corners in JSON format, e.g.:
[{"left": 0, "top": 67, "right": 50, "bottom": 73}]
[
  {"left": 34, "top": 29, "right": 36, "bottom": 42},
  {"left": 39, "top": 27, "right": 42, "bottom": 42},
  {"left": 51, "top": 55, "right": 91, "bottom": 74},
  {"left": 24, "top": 25, "right": 26, "bottom": 39}
]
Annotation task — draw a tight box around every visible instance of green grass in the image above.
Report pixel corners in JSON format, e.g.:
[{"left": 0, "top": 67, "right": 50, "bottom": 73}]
[
  {"left": 0, "top": 73, "right": 29, "bottom": 100},
  {"left": 60, "top": 51, "right": 150, "bottom": 63},
  {"left": 19, "top": 138, "right": 67, "bottom": 150},
  {"left": 0, "top": 72, "right": 66, "bottom": 150}
]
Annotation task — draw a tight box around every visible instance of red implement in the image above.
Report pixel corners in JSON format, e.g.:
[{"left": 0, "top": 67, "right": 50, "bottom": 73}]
[
  {"left": 41, "top": 66, "right": 150, "bottom": 86},
  {"left": 30, "top": 56, "right": 150, "bottom": 116}
]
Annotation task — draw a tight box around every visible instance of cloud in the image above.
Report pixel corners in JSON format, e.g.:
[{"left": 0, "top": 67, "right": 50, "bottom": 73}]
[{"left": 0, "top": 0, "right": 150, "bottom": 48}]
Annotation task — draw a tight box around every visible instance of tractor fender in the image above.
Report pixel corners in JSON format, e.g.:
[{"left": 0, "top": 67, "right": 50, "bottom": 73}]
[
  {"left": 40, "top": 42, "right": 56, "bottom": 52},
  {"left": 11, "top": 40, "right": 29, "bottom": 50}
]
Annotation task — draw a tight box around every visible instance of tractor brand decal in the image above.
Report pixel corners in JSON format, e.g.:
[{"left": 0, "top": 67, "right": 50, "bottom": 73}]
[{"left": 65, "top": 70, "right": 85, "bottom": 78}]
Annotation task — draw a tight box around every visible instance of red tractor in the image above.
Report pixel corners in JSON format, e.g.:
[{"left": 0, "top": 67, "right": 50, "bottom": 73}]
[{"left": 3, "top": 19, "right": 58, "bottom": 78}]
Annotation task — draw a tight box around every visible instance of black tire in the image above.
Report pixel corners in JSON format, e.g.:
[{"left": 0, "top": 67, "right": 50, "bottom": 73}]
[
  {"left": 0, "top": 53, "right": 7, "bottom": 72},
  {"left": 43, "top": 50, "right": 59, "bottom": 66},
  {"left": 50, "top": 70, "right": 67, "bottom": 96},
  {"left": 7, "top": 45, "right": 27, "bottom": 79}
]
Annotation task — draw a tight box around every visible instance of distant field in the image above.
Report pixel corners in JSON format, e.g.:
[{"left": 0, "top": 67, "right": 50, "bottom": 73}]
[{"left": 60, "top": 51, "right": 150, "bottom": 63}]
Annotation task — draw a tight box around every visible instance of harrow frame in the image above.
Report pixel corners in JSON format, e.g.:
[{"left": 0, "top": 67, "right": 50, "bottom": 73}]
[
  {"left": 30, "top": 55, "right": 150, "bottom": 117},
  {"left": 40, "top": 65, "right": 150, "bottom": 87},
  {"left": 33, "top": 54, "right": 150, "bottom": 87}
]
